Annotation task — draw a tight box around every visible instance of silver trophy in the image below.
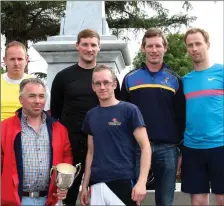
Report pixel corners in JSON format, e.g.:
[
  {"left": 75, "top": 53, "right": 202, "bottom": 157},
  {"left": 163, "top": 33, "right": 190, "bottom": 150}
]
[{"left": 50, "top": 163, "right": 81, "bottom": 206}]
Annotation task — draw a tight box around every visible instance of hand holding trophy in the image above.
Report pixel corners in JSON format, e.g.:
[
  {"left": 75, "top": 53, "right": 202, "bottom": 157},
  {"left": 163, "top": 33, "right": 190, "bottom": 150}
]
[{"left": 50, "top": 163, "right": 81, "bottom": 206}]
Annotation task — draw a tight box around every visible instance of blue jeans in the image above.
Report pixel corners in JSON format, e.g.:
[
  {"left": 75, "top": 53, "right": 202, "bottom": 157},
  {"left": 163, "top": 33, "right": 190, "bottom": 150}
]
[
  {"left": 136, "top": 143, "right": 178, "bottom": 206},
  {"left": 21, "top": 196, "right": 47, "bottom": 206}
]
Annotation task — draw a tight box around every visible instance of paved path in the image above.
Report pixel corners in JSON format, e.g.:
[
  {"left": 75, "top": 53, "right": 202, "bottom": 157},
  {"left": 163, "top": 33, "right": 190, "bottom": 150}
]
[{"left": 76, "top": 184, "right": 216, "bottom": 205}]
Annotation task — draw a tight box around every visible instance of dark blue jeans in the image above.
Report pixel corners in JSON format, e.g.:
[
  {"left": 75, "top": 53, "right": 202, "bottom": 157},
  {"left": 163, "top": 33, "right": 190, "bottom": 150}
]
[{"left": 136, "top": 143, "right": 178, "bottom": 206}]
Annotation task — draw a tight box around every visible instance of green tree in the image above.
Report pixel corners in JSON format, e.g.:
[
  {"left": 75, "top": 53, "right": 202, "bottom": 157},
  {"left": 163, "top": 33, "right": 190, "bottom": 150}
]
[
  {"left": 1, "top": 1, "right": 65, "bottom": 74},
  {"left": 1, "top": 1, "right": 196, "bottom": 46},
  {"left": 1, "top": 1, "right": 195, "bottom": 76},
  {"left": 164, "top": 33, "right": 193, "bottom": 76},
  {"left": 1, "top": 67, "right": 6, "bottom": 74},
  {"left": 132, "top": 33, "right": 193, "bottom": 76},
  {"left": 105, "top": 1, "right": 196, "bottom": 39},
  {"left": 1, "top": 1, "right": 66, "bottom": 48}
]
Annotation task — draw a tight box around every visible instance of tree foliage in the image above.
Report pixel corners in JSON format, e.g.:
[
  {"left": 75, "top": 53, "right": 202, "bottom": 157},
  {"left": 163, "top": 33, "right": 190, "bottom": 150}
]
[
  {"left": 1, "top": 1, "right": 196, "bottom": 46},
  {"left": 1, "top": 1, "right": 66, "bottom": 47},
  {"left": 132, "top": 33, "right": 193, "bottom": 76},
  {"left": 1, "top": 67, "right": 6, "bottom": 74},
  {"left": 33, "top": 72, "right": 47, "bottom": 79},
  {"left": 105, "top": 1, "right": 196, "bottom": 39},
  {"left": 1, "top": 1, "right": 195, "bottom": 76}
]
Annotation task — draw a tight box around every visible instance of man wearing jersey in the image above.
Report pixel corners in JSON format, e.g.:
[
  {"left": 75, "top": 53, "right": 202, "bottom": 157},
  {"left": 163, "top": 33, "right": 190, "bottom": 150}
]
[
  {"left": 120, "top": 28, "right": 186, "bottom": 206},
  {"left": 1, "top": 41, "right": 50, "bottom": 121},
  {"left": 181, "top": 28, "right": 224, "bottom": 206}
]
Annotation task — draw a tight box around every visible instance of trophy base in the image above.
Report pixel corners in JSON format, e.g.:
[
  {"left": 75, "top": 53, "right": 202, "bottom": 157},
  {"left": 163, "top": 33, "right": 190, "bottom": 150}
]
[{"left": 55, "top": 199, "right": 65, "bottom": 206}]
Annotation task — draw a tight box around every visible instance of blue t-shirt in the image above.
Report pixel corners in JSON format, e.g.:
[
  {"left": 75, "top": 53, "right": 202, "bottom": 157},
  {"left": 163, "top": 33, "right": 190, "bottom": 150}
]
[
  {"left": 183, "top": 64, "right": 224, "bottom": 149},
  {"left": 82, "top": 101, "right": 145, "bottom": 183}
]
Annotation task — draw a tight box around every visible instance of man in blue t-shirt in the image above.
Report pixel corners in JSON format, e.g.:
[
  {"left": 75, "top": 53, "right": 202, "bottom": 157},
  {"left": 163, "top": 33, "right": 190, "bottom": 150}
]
[
  {"left": 80, "top": 64, "right": 151, "bottom": 206},
  {"left": 181, "top": 28, "right": 224, "bottom": 205}
]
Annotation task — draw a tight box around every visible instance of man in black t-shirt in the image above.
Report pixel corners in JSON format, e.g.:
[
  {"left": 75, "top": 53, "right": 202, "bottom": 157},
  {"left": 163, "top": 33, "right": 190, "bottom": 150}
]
[{"left": 50, "top": 29, "right": 120, "bottom": 205}]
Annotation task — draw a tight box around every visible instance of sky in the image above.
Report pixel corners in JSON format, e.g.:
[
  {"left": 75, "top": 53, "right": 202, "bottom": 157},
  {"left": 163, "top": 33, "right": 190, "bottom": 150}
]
[
  {"left": 1, "top": 1, "right": 223, "bottom": 75},
  {"left": 128, "top": 1, "right": 224, "bottom": 64},
  {"left": 184, "top": 1, "right": 223, "bottom": 64}
]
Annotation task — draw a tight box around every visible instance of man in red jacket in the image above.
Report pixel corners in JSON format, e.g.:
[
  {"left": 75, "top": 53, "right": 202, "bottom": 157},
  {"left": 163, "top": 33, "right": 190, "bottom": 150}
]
[{"left": 1, "top": 78, "right": 73, "bottom": 206}]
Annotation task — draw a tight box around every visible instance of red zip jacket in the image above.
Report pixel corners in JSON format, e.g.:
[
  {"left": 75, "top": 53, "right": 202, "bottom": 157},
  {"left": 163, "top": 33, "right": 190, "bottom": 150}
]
[{"left": 1, "top": 109, "right": 73, "bottom": 206}]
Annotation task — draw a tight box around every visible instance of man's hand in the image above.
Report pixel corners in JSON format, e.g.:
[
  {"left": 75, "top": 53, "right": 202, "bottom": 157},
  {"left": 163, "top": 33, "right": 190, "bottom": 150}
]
[
  {"left": 131, "top": 181, "right": 146, "bottom": 203},
  {"left": 80, "top": 187, "right": 89, "bottom": 206},
  {"left": 54, "top": 188, "right": 68, "bottom": 200},
  {"left": 176, "top": 154, "right": 182, "bottom": 181}
]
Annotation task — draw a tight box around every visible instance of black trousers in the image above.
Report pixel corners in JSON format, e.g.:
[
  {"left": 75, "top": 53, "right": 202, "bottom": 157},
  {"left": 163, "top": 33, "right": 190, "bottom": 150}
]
[{"left": 64, "top": 135, "right": 87, "bottom": 206}]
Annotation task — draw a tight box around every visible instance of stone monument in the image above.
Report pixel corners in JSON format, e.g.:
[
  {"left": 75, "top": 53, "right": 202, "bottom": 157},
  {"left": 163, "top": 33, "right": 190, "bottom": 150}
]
[{"left": 33, "top": 1, "right": 131, "bottom": 90}]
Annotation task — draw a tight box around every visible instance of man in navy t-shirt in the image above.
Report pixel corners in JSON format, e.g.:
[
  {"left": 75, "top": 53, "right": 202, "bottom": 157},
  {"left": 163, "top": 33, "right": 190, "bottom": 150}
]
[{"left": 80, "top": 64, "right": 151, "bottom": 206}]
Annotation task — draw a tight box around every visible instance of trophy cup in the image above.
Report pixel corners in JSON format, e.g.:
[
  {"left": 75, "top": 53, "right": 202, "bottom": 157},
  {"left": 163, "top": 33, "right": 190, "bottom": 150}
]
[{"left": 50, "top": 163, "right": 81, "bottom": 206}]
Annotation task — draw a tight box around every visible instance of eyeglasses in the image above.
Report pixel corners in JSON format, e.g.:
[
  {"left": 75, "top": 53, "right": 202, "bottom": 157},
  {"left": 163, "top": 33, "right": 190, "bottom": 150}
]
[{"left": 93, "top": 81, "right": 113, "bottom": 88}]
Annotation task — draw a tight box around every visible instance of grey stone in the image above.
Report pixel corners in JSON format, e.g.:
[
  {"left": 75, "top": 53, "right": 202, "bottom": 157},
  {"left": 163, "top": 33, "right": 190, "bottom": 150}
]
[
  {"left": 33, "top": 1, "right": 131, "bottom": 89},
  {"left": 61, "top": 1, "right": 108, "bottom": 36}
]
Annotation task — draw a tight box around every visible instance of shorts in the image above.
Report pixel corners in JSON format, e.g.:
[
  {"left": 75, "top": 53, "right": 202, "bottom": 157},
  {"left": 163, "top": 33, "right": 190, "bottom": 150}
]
[
  {"left": 181, "top": 145, "right": 224, "bottom": 194},
  {"left": 91, "top": 179, "right": 137, "bottom": 205}
]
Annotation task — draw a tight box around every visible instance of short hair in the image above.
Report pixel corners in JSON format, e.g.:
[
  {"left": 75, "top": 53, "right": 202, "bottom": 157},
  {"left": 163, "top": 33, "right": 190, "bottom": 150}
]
[
  {"left": 5, "top": 41, "right": 27, "bottom": 56},
  {"left": 19, "top": 78, "right": 46, "bottom": 96},
  {"left": 142, "top": 28, "right": 168, "bottom": 48},
  {"left": 92, "top": 64, "right": 117, "bottom": 82},
  {"left": 184, "top": 28, "right": 210, "bottom": 44},
  {"left": 77, "top": 29, "right": 100, "bottom": 45}
]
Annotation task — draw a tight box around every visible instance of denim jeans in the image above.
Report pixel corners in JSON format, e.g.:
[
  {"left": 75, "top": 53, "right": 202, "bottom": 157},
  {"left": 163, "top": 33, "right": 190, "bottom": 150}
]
[
  {"left": 21, "top": 196, "right": 47, "bottom": 206},
  {"left": 136, "top": 143, "right": 178, "bottom": 206}
]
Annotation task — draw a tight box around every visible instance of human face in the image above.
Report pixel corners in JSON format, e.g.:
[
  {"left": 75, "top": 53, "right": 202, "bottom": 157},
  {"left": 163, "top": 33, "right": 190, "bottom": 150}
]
[
  {"left": 185, "top": 32, "right": 210, "bottom": 64},
  {"left": 3, "top": 46, "right": 28, "bottom": 79},
  {"left": 141, "top": 36, "right": 167, "bottom": 65},
  {"left": 76, "top": 37, "right": 100, "bottom": 64},
  {"left": 92, "top": 70, "right": 117, "bottom": 101},
  {"left": 19, "top": 83, "right": 46, "bottom": 118}
]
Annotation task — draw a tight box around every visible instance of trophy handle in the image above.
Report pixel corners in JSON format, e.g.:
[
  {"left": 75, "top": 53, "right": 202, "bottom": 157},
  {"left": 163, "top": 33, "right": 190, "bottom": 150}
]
[
  {"left": 50, "top": 166, "right": 56, "bottom": 178},
  {"left": 74, "top": 163, "right": 81, "bottom": 179}
]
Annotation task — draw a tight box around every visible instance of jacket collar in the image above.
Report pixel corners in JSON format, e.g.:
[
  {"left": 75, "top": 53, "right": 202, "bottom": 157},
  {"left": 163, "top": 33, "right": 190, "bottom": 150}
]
[
  {"left": 16, "top": 108, "right": 57, "bottom": 125},
  {"left": 141, "top": 62, "right": 168, "bottom": 71}
]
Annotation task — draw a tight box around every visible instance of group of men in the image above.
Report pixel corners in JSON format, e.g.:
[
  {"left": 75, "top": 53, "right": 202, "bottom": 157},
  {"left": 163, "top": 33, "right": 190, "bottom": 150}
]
[{"left": 1, "top": 27, "right": 224, "bottom": 206}]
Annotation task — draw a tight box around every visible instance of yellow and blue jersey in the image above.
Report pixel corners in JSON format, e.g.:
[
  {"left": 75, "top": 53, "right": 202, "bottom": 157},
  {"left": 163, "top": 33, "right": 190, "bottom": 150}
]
[
  {"left": 183, "top": 64, "right": 224, "bottom": 149},
  {"left": 120, "top": 64, "right": 186, "bottom": 144}
]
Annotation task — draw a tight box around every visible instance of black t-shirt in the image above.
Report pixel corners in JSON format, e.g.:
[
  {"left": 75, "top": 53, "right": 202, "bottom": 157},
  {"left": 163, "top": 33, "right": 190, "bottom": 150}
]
[{"left": 50, "top": 64, "right": 120, "bottom": 136}]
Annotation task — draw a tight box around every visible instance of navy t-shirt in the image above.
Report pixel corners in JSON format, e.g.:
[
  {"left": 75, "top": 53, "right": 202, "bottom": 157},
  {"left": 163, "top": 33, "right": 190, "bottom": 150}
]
[{"left": 82, "top": 101, "right": 145, "bottom": 183}]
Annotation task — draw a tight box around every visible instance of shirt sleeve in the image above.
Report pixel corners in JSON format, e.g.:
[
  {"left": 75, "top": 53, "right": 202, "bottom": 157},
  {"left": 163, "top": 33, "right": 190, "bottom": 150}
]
[
  {"left": 120, "top": 75, "right": 131, "bottom": 102},
  {"left": 50, "top": 72, "right": 64, "bottom": 119},
  {"left": 114, "top": 76, "right": 121, "bottom": 100},
  {"left": 129, "top": 105, "right": 146, "bottom": 133},
  {"left": 173, "top": 77, "right": 186, "bottom": 142},
  {"left": 44, "top": 86, "right": 51, "bottom": 111},
  {"left": 82, "top": 112, "right": 92, "bottom": 135}
]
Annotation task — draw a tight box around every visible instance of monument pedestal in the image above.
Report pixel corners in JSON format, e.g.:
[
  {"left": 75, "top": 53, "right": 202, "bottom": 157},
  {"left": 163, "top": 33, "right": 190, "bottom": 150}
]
[
  {"left": 33, "top": 1, "right": 131, "bottom": 90},
  {"left": 33, "top": 36, "right": 131, "bottom": 90}
]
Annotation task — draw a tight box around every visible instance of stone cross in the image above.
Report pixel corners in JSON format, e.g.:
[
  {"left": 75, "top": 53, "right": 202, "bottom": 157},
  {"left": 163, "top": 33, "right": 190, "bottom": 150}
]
[{"left": 60, "top": 1, "right": 109, "bottom": 36}]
